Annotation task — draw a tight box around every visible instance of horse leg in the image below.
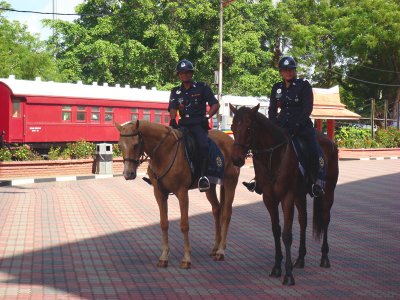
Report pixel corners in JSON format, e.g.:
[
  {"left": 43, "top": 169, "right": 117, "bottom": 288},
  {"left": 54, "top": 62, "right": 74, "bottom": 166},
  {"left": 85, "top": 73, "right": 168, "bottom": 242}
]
[
  {"left": 263, "top": 197, "right": 283, "bottom": 278},
  {"left": 282, "top": 196, "right": 295, "bottom": 286},
  {"left": 320, "top": 191, "right": 333, "bottom": 268},
  {"left": 205, "top": 184, "right": 222, "bottom": 258},
  {"left": 154, "top": 190, "right": 170, "bottom": 268},
  {"left": 215, "top": 180, "right": 236, "bottom": 261},
  {"left": 294, "top": 196, "right": 307, "bottom": 268},
  {"left": 176, "top": 190, "right": 192, "bottom": 269}
]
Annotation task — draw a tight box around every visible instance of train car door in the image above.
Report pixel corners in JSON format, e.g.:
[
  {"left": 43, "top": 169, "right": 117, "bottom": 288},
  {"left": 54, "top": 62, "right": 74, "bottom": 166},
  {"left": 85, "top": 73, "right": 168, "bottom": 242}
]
[{"left": 10, "top": 98, "right": 24, "bottom": 142}]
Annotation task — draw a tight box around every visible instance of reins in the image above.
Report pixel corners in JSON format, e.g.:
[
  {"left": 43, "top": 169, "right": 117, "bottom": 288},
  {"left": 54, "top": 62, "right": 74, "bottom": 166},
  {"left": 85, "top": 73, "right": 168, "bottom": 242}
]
[{"left": 120, "top": 127, "right": 183, "bottom": 182}]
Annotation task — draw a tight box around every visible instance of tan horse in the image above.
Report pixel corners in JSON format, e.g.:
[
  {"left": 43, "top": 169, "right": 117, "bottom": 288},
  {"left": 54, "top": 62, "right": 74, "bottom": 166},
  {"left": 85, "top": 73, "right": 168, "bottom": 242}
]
[{"left": 115, "top": 120, "right": 239, "bottom": 269}]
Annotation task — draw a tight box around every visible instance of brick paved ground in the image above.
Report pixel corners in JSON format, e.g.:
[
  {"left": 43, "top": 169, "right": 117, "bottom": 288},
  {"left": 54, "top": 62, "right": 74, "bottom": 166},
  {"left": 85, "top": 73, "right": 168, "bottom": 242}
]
[{"left": 0, "top": 160, "right": 399, "bottom": 299}]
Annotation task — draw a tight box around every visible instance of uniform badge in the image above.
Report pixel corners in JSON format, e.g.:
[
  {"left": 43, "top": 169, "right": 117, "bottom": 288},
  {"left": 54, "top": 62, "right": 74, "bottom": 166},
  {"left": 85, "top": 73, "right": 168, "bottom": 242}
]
[
  {"left": 180, "top": 62, "right": 186, "bottom": 68},
  {"left": 294, "top": 96, "right": 299, "bottom": 102},
  {"left": 216, "top": 156, "right": 223, "bottom": 168},
  {"left": 319, "top": 156, "right": 325, "bottom": 167},
  {"left": 284, "top": 59, "right": 289, "bottom": 65},
  {"left": 176, "top": 90, "right": 181, "bottom": 95},
  {"left": 277, "top": 88, "right": 282, "bottom": 94}
]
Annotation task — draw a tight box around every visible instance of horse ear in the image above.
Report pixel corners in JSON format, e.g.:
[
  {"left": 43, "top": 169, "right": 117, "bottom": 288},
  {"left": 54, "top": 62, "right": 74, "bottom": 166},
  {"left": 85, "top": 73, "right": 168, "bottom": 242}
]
[
  {"left": 229, "top": 103, "right": 237, "bottom": 114},
  {"left": 251, "top": 104, "right": 260, "bottom": 114},
  {"left": 135, "top": 119, "right": 139, "bottom": 129},
  {"left": 115, "top": 122, "right": 122, "bottom": 132}
]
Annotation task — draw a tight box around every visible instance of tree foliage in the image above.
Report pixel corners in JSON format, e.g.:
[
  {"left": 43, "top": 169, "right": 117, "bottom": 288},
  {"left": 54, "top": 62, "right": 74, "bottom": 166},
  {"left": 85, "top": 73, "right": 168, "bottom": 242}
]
[
  {"left": 1, "top": 0, "right": 399, "bottom": 119},
  {"left": 0, "top": 1, "right": 62, "bottom": 80}
]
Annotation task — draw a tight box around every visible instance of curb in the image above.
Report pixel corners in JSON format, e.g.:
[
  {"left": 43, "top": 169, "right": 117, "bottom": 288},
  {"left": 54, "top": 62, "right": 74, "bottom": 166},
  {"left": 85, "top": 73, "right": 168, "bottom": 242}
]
[
  {"left": 339, "top": 156, "right": 400, "bottom": 161},
  {"left": 1, "top": 157, "right": 399, "bottom": 187},
  {"left": 0, "top": 172, "right": 147, "bottom": 187}
]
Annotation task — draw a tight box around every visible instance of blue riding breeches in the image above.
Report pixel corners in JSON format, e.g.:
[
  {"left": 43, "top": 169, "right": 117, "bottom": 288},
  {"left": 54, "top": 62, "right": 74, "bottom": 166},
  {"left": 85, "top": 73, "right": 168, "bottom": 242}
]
[{"left": 184, "top": 124, "right": 209, "bottom": 159}]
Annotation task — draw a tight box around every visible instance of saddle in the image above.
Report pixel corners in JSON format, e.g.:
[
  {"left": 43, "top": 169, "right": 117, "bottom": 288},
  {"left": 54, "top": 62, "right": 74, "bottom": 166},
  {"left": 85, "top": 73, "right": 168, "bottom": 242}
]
[
  {"left": 180, "top": 128, "right": 225, "bottom": 185},
  {"left": 292, "top": 136, "right": 324, "bottom": 192}
]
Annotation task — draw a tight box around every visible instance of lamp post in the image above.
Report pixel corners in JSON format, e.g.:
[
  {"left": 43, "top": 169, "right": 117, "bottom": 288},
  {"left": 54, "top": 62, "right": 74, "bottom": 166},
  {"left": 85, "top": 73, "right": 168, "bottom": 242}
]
[{"left": 216, "top": 0, "right": 224, "bottom": 130}]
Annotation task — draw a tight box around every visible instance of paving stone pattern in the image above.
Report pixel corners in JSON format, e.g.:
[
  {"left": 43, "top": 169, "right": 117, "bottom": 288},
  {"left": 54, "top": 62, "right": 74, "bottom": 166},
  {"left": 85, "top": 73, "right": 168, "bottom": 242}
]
[{"left": 0, "top": 160, "right": 399, "bottom": 299}]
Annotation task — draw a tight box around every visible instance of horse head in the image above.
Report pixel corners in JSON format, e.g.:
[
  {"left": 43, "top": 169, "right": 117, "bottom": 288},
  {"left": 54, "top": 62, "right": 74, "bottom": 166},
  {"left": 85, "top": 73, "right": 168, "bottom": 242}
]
[
  {"left": 115, "top": 120, "right": 145, "bottom": 180},
  {"left": 229, "top": 103, "right": 260, "bottom": 167}
]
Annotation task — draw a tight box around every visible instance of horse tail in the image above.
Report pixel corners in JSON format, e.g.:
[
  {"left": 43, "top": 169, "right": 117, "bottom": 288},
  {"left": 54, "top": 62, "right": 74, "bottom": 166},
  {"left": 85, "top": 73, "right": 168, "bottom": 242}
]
[{"left": 313, "top": 197, "right": 324, "bottom": 241}]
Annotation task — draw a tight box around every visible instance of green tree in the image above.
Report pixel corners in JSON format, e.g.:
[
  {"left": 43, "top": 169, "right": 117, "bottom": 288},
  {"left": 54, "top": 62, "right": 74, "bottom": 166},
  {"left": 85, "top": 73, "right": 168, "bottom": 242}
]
[
  {"left": 0, "top": 1, "right": 63, "bottom": 80},
  {"left": 332, "top": 0, "right": 400, "bottom": 118}
]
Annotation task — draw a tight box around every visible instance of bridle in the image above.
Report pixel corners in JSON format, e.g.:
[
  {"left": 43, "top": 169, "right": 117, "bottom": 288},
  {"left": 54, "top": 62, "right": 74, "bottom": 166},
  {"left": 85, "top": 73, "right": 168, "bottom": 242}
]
[
  {"left": 120, "top": 127, "right": 182, "bottom": 181},
  {"left": 120, "top": 130, "right": 146, "bottom": 165},
  {"left": 233, "top": 119, "right": 291, "bottom": 181}
]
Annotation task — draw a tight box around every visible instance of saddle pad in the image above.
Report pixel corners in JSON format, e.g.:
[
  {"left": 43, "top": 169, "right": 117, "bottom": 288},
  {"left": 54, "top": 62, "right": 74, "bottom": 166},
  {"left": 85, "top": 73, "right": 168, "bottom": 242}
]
[{"left": 207, "top": 138, "right": 225, "bottom": 185}]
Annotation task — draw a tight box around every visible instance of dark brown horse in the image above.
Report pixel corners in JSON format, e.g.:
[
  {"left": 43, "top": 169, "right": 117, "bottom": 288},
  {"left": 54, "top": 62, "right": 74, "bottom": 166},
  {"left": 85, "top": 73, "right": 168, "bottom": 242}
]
[
  {"left": 230, "top": 104, "right": 339, "bottom": 285},
  {"left": 115, "top": 120, "right": 239, "bottom": 269}
]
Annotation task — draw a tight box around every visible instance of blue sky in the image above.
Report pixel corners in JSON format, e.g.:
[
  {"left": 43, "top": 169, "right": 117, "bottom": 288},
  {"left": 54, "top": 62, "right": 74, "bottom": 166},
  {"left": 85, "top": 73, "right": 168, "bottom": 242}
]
[{"left": 4, "top": 0, "right": 83, "bottom": 40}]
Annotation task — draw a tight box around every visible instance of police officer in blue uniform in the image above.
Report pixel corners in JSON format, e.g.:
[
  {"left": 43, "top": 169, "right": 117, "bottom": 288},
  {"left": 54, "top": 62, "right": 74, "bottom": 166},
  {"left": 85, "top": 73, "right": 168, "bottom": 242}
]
[
  {"left": 243, "top": 56, "right": 325, "bottom": 197},
  {"left": 168, "top": 59, "right": 220, "bottom": 192}
]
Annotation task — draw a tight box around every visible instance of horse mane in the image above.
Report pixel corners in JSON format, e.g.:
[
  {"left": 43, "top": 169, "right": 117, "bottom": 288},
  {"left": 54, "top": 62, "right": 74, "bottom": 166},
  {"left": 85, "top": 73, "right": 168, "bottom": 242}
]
[{"left": 255, "top": 111, "right": 288, "bottom": 143}]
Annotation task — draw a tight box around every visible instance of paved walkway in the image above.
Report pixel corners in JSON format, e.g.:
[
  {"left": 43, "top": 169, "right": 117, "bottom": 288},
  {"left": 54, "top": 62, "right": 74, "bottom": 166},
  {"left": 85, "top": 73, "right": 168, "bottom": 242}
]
[{"left": 0, "top": 160, "right": 399, "bottom": 299}]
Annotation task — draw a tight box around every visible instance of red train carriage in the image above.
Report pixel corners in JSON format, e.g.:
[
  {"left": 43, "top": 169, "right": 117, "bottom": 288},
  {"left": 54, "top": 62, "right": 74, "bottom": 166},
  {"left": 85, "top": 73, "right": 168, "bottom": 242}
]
[{"left": 0, "top": 76, "right": 170, "bottom": 148}]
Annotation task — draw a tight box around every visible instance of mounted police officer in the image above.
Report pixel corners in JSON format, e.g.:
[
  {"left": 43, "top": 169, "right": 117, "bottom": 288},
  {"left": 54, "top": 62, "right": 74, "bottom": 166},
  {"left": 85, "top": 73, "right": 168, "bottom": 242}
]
[
  {"left": 168, "top": 59, "right": 220, "bottom": 192},
  {"left": 243, "top": 56, "right": 325, "bottom": 197}
]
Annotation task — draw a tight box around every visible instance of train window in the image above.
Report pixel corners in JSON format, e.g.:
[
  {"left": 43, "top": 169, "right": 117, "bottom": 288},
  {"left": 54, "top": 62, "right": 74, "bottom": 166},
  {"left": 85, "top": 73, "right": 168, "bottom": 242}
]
[
  {"left": 164, "top": 115, "right": 169, "bottom": 124},
  {"left": 77, "top": 106, "right": 86, "bottom": 121},
  {"left": 143, "top": 109, "right": 150, "bottom": 121},
  {"left": 154, "top": 110, "right": 162, "bottom": 123},
  {"left": 105, "top": 107, "right": 113, "bottom": 122},
  {"left": 131, "top": 108, "right": 138, "bottom": 121},
  {"left": 91, "top": 107, "right": 100, "bottom": 122},
  {"left": 62, "top": 105, "right": 71, "bottom": 121},
  {"left": 12, "top": 100, "right": 21, "bottom": 118}
]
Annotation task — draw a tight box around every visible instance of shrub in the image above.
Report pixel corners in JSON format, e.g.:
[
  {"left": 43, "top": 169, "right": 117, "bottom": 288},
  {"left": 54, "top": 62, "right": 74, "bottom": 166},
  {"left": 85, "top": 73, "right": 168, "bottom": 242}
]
[
  {"left": 48, "top": 147, "right": 61, "bottom": 160},
  {"left": 375, "top": 127, "right": 400, "bottom": 148},
  {"left": 63, "top": 140, "right": 95, "bottom": 159},
  {"left": 0, "top": 147, "right": 12, "bottom": 161},
  {"left": 335, "top": 126, "right": 374, "bottom": 148},
  {"left": 113, "top": 143, "right": 121, "bottom": 157},
  {"left": 12, "top": 145, "right": 41, "bottom": 161}
]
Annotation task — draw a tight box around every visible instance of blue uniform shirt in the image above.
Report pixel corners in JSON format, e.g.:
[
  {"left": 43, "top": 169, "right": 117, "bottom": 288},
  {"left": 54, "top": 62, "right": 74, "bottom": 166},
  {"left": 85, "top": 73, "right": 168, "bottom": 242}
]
[
  {"left": 168, "top": 81, "right": 218, "bottom": 125},
  {"left": 268, "top": 78, "right": 314, "bottom": 130}
]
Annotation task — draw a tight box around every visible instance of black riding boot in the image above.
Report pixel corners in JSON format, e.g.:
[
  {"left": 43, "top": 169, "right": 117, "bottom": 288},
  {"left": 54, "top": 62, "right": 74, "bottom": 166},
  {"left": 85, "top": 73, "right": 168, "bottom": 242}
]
[
  {"left": 242, "top": 179, "right": 262, "bottom": 195},
  {"left": 198, "top": 158, "right": 210, "bottom": 192}
]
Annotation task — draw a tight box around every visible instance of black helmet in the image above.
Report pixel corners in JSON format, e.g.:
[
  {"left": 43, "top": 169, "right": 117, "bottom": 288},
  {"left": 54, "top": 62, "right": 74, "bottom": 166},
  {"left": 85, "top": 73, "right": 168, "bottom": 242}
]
[
  {"left": 278, "top": 56, "right": 297, "bottom": 70},
  {"left": 176, "top": 59, "right": 194, "bottom": 73}
]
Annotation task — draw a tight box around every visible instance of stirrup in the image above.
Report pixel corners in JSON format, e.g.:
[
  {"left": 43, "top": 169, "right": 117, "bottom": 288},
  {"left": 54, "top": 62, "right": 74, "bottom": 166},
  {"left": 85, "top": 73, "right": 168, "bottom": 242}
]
[
  {"left": 311, "top": 184, "right": 324, "bottom": 198},
  {"left": 198, "top": 176, "right": 210, "bottom": 192}
]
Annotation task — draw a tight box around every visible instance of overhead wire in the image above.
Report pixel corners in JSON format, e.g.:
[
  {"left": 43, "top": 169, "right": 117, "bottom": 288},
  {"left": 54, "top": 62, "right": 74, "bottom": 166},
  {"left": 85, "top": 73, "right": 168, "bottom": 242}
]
[{"left": 330, "top": 68, "right": 400, "bottom": 87}]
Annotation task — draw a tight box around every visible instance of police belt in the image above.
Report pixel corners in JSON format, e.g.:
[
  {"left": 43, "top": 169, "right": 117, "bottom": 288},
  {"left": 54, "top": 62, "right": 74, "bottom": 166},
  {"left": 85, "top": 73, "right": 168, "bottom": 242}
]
[{"left": 181, "top": 114, "right": 202, "bottom": 119}]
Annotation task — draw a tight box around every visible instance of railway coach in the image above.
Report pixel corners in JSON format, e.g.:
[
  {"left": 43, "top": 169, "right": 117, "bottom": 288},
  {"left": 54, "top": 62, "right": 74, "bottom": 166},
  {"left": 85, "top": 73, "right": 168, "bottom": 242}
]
[
  {"left": 0, "top": 75, "right": 270, "bottom": 149},
  {"left": 0, "top": 75, "right": 171, "bottom": 149}
]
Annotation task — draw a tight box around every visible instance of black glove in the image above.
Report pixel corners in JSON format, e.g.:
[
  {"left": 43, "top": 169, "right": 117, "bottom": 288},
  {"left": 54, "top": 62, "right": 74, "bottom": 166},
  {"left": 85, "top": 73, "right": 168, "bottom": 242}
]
[
  {"left": 169, "top": 118, "right": 178, "bottom": 129},
  {"left": 201, "top": 116, "right": 211, "bottom": 130}
]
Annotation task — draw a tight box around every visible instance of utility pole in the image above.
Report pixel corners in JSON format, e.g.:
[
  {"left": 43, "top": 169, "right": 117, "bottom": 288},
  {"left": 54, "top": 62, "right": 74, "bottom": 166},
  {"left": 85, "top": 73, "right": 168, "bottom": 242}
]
[
  {"left": 371, "top": 98, "right": 375, "bottom": 140},
  {"left": 216, "top": 0, "right": 224, "bottom": 130}
]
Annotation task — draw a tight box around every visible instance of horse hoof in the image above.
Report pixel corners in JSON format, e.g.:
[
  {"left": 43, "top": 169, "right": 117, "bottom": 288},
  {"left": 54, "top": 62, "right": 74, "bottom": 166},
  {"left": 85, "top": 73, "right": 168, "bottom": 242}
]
[
  {"left": 157, "top": 260, "right": 168, "bottom": 268},
  {"left": 269, "top": 266, "right": 282, "bottom": 278},
  {"left": 320, "top": 257, "right": 331, "bottom": 268},
  {"left": 180, "top": 261, "right": 191, "bottom": 269},
  {"left": 213, "top": 253, "right": 225, "bottom": 261},
  {"left": 294, "top": 258, "right": 305, "bottom": 268},
  {"left": 283, "top": 274, "right": 295, "bottom": 286}
]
